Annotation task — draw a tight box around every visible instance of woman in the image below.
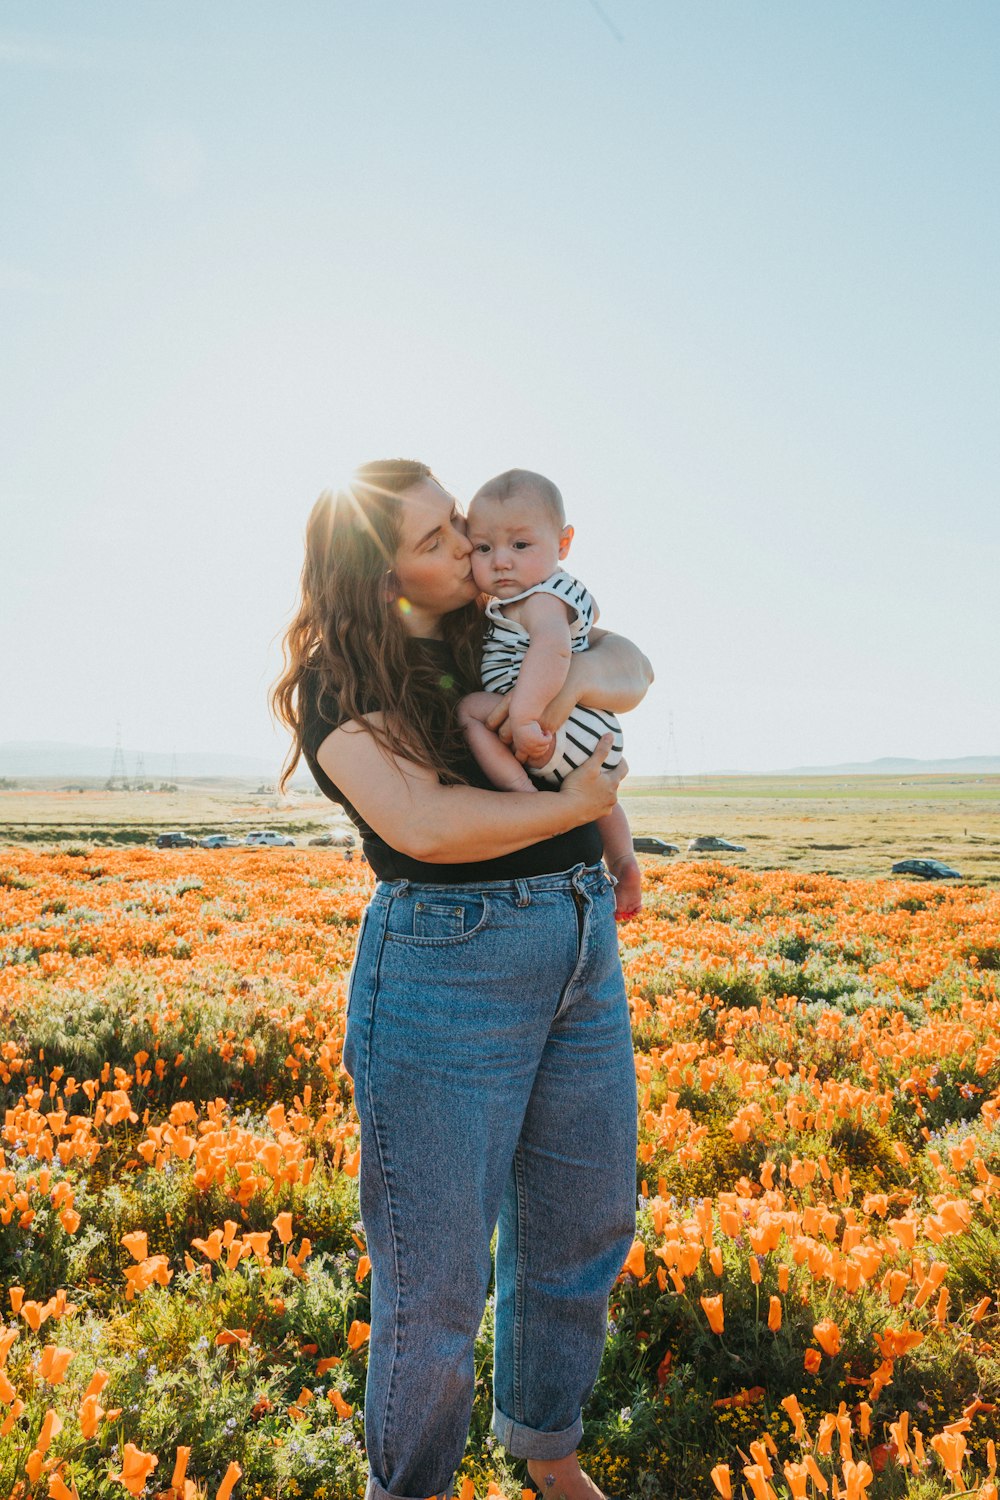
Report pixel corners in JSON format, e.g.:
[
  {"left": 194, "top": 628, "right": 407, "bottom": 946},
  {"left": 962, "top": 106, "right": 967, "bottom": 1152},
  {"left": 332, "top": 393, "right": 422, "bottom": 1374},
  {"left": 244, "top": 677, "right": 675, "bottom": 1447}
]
[{"left": 272, "top": 460, "right": 651, "bottom": 1500}]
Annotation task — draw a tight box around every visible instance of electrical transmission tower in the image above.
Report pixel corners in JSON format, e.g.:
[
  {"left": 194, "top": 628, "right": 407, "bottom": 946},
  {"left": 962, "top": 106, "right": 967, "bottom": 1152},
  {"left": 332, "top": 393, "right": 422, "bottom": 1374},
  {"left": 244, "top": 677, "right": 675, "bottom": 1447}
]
[
  {"left": 666, "top": 712, "right": 683, "bottom": 788},
  {"left": 134, "top": 752, "right": 147, "bottom": 789},
  {"left": 106, "top": 724, "right": 131, "bottom": 791}
]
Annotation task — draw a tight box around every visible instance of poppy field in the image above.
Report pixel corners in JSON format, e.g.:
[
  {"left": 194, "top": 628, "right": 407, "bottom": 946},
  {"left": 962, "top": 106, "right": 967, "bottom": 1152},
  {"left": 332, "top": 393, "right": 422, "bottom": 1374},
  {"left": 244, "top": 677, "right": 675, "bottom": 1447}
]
[{"left": 0, "top": 848, "right": 998, "bottom": 1500}]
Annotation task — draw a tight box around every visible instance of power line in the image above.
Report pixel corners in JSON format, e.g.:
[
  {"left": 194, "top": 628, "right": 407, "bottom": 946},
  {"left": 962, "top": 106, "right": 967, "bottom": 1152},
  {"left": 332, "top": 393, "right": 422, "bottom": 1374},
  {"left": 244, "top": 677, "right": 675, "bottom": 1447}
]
[{"left": 584, "top": 0, "right": 623, "bottom": 43}]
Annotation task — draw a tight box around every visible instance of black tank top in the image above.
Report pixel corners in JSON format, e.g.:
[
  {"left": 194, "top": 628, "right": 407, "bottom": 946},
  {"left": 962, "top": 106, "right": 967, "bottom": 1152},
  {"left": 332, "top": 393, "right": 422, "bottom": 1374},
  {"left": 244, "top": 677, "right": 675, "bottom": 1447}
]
[{"left": 300, "top": 638, "right": 602, "bottom": 883}]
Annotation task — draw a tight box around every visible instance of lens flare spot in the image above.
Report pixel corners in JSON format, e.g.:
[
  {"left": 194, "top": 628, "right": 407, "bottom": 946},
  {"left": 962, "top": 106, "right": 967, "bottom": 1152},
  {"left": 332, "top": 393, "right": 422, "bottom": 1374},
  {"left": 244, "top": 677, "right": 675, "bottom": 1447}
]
[{"left": 397, "top": 597, "right": 412, "bottom": 615}]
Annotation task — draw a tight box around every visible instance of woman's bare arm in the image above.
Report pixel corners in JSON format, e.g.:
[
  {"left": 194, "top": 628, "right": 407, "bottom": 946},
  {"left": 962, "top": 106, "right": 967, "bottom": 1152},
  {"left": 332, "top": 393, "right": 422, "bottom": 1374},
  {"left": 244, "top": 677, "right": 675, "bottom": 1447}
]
[
  {"left": 561, "top": 627, "right": 654, "bottom": 714},
  {"left": 316, "top": 716, "right": 625, "bottom": 863}
]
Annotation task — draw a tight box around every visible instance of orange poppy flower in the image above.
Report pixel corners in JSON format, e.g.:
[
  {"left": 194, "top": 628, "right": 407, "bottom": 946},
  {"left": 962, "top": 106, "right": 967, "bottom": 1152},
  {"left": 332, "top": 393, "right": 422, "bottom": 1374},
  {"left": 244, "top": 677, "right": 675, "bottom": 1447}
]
[
  {"left": 172, "top": 1448, "right": 191, "bottom": 1490},
  {"left": 622, "top": 1240, "right": 646, "bottom": 1280},
  {"left": 710, "top": 1465, "right": 732, "bottom": 1499},
  {"left": 782, "top": 1463, "right": 808, "bottom": 1500},
  {"left": 930, "top": 1431, "right": 966, "bottom": 1478},
  {"left": 347, "top": 1319, "right": 371, "bottom": 1351},
  {"left": 191, "top": 1230, "right": 223, "bottom": 1262},
  {"left": 742, "top": 1463, "right": 777, "bottom": 1500},
  {"left": 111, "top": 1442, "right": 158, "bottom": 1496},
  {"left": 700, "top": 1294, "right": 724, "bottom": 1334},
  {"left": 216, "top": 1461, "right": 242, "bottom": 1500},
  {"left": 813, "top": 1318, "right": 841, "bottom": 1356},
  {"left": 38, "top": 1345, "right": 75, "bottom": 1384},
  {"left": 802, "top": 1456, "right": 829, "bottom": 1494},
  {"left": 47, "top": 1476, "right": 79, "bottom": 1500},
  {"left": 781, "top": 1395, "right": 806, "bottom": 1439}
]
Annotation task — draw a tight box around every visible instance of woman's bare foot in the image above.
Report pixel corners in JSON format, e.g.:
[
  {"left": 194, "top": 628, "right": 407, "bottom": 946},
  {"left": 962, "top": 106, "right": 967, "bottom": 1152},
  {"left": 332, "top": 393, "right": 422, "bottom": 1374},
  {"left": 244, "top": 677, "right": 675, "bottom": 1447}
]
[
  {"left": 608, "top": 852, "right": 642, "bottom": 921},
  {"left": 526, "top": 1453, "right": 608, "bottom": 1500}
]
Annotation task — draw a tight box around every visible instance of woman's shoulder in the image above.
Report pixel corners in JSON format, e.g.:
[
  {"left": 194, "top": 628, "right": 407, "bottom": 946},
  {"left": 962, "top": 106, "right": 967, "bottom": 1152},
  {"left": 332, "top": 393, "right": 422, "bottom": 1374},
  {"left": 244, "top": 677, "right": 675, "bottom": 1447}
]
[{"left": 301, "top": 668, "right": 373, "bottom": 749}]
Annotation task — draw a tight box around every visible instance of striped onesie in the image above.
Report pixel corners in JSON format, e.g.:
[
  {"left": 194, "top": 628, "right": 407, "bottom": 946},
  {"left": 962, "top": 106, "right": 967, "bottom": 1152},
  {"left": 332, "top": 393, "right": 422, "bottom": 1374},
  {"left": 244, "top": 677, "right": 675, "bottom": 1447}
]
[{"left": 481, "top": 569, "right": 625, "bottom": 786}]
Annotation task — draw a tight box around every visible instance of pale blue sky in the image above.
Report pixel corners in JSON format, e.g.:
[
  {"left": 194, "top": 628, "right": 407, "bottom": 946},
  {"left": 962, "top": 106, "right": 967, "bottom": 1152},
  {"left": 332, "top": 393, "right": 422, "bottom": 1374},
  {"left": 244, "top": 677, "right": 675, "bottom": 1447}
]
[{"left": 3, "top": 1, "right": 998, "bottom": 775}]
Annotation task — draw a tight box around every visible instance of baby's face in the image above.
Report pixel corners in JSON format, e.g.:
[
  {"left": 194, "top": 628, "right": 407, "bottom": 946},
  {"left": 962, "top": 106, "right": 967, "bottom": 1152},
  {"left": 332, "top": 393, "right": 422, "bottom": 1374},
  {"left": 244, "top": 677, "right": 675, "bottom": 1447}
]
[{"left": 467, "top": 493, "right": 570, "bottom": 599}]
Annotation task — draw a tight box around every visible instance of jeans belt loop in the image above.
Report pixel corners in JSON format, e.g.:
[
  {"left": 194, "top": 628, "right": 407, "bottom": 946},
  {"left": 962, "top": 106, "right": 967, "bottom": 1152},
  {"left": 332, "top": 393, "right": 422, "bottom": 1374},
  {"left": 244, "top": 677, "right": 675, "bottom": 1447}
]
[
  {"left": 514, "top": 879, "right": 531, "bottom": 908},
  {"left": 395, "top": 879, "right": 410, "bottom": 898}
]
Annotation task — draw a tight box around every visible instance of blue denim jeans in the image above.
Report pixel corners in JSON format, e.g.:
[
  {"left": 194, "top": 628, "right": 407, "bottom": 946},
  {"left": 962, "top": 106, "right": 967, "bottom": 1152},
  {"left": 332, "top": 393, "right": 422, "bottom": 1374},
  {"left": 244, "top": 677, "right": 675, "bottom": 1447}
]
[{"left": 342, "top": 863, "right": 638, "bottom": 1500}]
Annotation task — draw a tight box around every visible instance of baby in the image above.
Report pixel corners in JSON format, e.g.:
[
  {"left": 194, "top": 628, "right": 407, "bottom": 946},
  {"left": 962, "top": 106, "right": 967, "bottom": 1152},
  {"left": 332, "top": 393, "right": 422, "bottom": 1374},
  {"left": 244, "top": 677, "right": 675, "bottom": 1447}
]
[{"left": 459, "top": 468, "right": 642, "bottom": 919}]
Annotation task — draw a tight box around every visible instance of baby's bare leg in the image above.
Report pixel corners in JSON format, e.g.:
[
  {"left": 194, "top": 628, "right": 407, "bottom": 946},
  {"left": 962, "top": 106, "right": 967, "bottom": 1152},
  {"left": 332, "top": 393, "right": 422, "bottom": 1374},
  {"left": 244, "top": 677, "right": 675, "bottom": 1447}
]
[
  {"left": 458, "top": 692, "right": 537, "bottom": 793},
  {"left": 599, "top": 803, "right": 642, "bottom": 919}
]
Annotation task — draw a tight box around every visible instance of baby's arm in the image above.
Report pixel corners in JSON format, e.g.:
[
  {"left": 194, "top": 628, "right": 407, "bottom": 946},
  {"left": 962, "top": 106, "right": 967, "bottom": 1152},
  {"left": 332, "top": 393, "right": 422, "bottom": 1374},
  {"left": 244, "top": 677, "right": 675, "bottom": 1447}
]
[
  {"left": 458, "top": 692, "right": 537, "bottom": 793},
  {"left": 507, "top": 592, "right": 574, "bottom": 761}
]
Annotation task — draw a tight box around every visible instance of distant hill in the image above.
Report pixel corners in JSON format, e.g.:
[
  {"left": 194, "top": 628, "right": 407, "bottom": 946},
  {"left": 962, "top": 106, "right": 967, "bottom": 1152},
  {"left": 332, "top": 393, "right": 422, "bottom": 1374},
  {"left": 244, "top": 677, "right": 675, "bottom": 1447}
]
[
  {"left": 0, "top": 740, "right": 287, "bottom": 781},
  {"left": 777, "top": 755, "right": 1000, "bottom": 776}
]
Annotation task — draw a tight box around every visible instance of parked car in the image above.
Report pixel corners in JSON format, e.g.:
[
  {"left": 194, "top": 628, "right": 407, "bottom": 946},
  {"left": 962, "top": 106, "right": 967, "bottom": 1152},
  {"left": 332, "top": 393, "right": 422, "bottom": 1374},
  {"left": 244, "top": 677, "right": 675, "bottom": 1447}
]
[
  {"left": 891, "top": 858, "right": 962, "bottom": 880},
  {"left": 688, "top": 836, "right": 747, "bottom": 853},
  {"left": 632, "top": 836, "right": 679, "bottom": 856},
  {"left": 245, "top": 830, "right": 296, "bottom": 848},
  {"left": 156, "top": 831, "right": 197, "bottom": 849},
  {"left": 308, "top": 832, "right": 356, "bottom": 848},
  {"left": 199, "top": 834, "right": 244, "bottom": 849}
]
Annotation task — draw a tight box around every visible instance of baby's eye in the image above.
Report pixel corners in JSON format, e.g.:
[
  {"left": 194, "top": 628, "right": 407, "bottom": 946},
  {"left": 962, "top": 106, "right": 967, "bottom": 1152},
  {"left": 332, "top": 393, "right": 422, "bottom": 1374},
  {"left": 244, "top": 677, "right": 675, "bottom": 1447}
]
[
  {"left": 473, "top": 543, "right": 491, "bottom": 553},
  {"left": 512, "top": 540, "right": 531, "bottom": 550}
]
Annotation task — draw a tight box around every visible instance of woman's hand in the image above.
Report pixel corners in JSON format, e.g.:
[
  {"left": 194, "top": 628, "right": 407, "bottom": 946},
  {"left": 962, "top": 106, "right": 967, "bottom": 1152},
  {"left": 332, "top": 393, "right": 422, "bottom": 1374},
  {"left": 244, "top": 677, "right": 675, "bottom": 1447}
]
[{"left": 559, "top": 735, "right": 628, "bottom": 823}]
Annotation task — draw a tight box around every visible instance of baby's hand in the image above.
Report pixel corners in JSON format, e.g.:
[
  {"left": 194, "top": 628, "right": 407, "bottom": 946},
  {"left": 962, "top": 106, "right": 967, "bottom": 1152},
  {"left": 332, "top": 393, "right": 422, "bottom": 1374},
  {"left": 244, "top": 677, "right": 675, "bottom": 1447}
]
[{"left": 512, "top": 720, "right": 554, "bottom": 764}]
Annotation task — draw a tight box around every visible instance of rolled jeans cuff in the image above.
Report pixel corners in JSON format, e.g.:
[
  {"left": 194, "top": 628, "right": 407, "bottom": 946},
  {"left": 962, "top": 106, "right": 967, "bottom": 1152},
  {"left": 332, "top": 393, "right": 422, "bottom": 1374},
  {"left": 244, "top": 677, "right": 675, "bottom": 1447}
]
[
  {"left": 491, "top": 1403, "right": 583, "bottom": 1460},
  {"left": 365, "top": 1478, "right": 453, "bottom": 1500}
]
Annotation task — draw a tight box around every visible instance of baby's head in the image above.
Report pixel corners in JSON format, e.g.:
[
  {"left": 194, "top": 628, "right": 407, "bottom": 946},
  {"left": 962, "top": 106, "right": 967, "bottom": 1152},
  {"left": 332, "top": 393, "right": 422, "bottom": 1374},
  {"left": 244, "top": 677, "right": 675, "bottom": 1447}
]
[{"left": 467, "top": 469, "right": 573, "bottom": 599}]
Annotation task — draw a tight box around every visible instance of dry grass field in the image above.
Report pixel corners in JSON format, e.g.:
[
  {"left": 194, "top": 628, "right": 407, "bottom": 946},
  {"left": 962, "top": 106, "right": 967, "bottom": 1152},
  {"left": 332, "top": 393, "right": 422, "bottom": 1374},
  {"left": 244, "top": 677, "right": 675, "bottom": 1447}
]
[
  {"left": 1, "top": 773, "right": 998, "bottom": 883},
  {"left": 624, "top": 774, "right": 1000, "bottom": 884}
]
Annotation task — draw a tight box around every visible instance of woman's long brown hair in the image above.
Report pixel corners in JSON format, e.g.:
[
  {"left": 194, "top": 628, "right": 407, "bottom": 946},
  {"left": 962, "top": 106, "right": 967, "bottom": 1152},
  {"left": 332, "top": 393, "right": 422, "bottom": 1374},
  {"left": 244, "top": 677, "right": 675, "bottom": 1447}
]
[{"left": 271, "top": 460, "right": 485, "bottom": 793}]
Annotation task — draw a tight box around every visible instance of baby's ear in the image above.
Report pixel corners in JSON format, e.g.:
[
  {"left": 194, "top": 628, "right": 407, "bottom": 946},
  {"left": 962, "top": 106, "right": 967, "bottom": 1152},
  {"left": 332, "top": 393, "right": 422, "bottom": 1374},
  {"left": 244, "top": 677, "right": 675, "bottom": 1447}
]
[{"left": 558, "top": 524, "right": 574, "bottom": 559}]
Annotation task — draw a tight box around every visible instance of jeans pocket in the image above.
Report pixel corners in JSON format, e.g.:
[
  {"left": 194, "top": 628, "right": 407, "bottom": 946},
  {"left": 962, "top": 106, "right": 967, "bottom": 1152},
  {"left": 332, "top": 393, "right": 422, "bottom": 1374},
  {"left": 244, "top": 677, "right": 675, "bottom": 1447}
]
[
  {"left": 387, "top": 893, "right": 490, "bottom": 945},
  {"left": 414, "top": 900, "right": 466, "bottom": 939}
]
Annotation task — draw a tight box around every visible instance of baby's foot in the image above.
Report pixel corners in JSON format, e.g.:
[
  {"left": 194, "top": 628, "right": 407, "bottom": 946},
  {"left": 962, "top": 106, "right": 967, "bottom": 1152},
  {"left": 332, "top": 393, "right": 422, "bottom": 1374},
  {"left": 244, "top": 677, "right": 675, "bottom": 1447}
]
[{"left": 608, "top": 853, "right": 642, "bottom": 921}]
